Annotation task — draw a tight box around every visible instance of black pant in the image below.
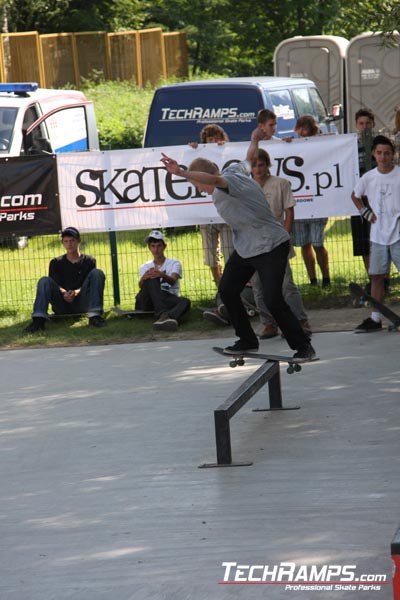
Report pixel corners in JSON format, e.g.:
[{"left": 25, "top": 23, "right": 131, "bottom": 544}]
[
  {"left": 219, "top": 241, "right": 309, "bottom": 350},
  {"left": 135, "top": 279, "right": 190, "bottom": 321}
]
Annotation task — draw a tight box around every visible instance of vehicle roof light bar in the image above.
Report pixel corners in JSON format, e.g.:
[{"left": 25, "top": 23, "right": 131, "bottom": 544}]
[{"left": 0, "top": 82, "right": 39, "bottom": 95}]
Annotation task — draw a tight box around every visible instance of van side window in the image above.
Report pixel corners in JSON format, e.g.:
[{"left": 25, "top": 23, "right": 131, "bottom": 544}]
[
  {"left": 266, "top": 89, "right": 296, "bottom": 136},
  {"left": 291, "top": 87, "right": 315, "bottom": 118},
  {"left": 308, "top": 87, "right": 328, "bottom": 123}
]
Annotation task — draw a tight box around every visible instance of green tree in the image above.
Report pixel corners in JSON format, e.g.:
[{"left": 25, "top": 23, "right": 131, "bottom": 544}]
[{"left": 2, "top": 0, "right": 146, "bottom": 33}]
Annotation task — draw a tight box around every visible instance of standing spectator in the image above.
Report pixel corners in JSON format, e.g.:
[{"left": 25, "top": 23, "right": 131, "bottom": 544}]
[
  {"left": 291, "top": 115, "right": 331, "bottom": 288},
  {"left": 350, "top": 109, "right": 377, "bottom": 282},
  {"left": 251, "top": 148, "right": 311, "bottom": 338},
  {"left": 23, "top": 227, "right": 106, "bottom": 332},
  {"left": 190, "top": 124, "right": 233, "bottom": 288},
  {"left": 135, "top": 230, "right": 190, "bottom": 332},
  {"left": 352, "top": 136, "right": 400, "bottom": 332},
  {"left": 257, "top": 108, "right": 281, "bottom": 142}
]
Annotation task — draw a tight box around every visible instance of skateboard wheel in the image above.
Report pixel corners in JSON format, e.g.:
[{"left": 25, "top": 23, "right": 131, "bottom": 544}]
[
  {"left": 294, "top": 364, "right": 302, "bottom": 372},
  {"left": 237, "top": 358, "right": 245, "bottom": 366},
  {"left": 246, "top": 308, "right": 256, "bottom": 317},
  {"left": 229, "top": 360, "right": 237, "bottom": 368},
  {"left": 287, "top": 365, "right": 294, "bottom": 374}
]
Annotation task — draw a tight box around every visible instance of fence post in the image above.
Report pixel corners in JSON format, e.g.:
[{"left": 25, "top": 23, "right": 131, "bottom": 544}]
[{"left": 109, "top": 231, "right": 120, "bottom": 306}]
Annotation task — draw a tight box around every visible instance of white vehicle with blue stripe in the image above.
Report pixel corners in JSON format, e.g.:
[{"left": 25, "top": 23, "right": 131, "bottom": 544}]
[
  {"left": 0, "top": 82, "right": 99, "bottom": 156},
  {"left": 0, "top": 82, "right": 99, "bottom": 248}
]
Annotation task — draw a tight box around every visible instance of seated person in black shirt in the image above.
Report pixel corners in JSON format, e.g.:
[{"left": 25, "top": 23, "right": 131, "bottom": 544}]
[{"left": 23, "top": 226, "right": 106, "bottom": 332}]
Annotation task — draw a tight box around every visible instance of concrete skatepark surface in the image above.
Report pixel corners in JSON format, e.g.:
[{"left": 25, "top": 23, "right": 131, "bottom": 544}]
[{"left": 0, "top": 328, "right": 399, "bottom": 599}]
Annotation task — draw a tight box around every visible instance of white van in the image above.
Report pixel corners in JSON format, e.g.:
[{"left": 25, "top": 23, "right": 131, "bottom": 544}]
[{"left": 0, "top": 82, "right": 99, "bottom": 247}]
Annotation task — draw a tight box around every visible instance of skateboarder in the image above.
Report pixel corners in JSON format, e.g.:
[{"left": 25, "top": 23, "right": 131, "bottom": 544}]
[
  {"left": 135, "top": 230, "right": 191, "bottom": 332},
  {"left": 23, "top": 226, "right": 106, "bottom": 332},
  {"left": 161, "top": 129, "right": 315, "bottom": 359},
  {"left": 352, "top": 135, "right": 400, "bottom": 332}
]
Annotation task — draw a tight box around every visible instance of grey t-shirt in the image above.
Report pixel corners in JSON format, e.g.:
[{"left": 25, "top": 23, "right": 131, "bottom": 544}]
[{"left": 212, "top": 160, "right": 289, "bottom": 258}]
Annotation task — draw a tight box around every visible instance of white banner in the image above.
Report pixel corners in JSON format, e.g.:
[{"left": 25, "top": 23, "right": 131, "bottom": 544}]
[{"left": 57, "top": 133, "right": 359, "bottom": 232}]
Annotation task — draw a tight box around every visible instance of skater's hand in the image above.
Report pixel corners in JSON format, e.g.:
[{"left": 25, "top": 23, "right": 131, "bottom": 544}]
[{"left": 161, "top": 153, "right": 180, "bottom": 175}]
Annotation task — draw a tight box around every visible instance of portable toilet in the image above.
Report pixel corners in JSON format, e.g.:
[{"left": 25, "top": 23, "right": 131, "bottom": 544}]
[
  {"left": 273, "top": 35, "right": 349, "bottom": 132},
  {"left": 346, "top": 32, "right": 400, "bottom": 133}
]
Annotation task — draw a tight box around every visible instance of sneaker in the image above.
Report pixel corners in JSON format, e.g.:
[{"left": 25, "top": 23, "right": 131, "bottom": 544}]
[
  {"left": 299, "top": 319, "right": 312, "bottom": 336},
  {"left": 224, "top": 339, "right": 259, "bottom": 354},
  {"left": 322, "top": 277, "right": 331, "bottom": 288},
  {"left": 203, "top": 309, "right": 229, "bottom": 326},
  {"left": 89, "top": 315, "right": 106, "bottom": 328},
  {"left": 153, "top": 312, "right": 178, "bottom": 331},
  {"left": 258, "top": 323, "right": 279, "bottom": 339},
  {"left": 354, "top": 317, "right": 382, "bottom": 333},
  {"left": 23, "top": 317, "right": 46, "bottom": 333},
  {"left": 293, "top": 343, "right": 316, "bottom": 360},
  {"left": 217, "top": 303, "right": 229, "bottom": 319}
]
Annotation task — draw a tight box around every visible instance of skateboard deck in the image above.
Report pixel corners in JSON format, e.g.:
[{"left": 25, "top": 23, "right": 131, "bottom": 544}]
[
  {"left": 213, "top": 346, "right": 319, "bottom": 373},
  {"left": 197, "top": 297, "right": 259, "bottom": 319},
  {"left": 111, "top": 307, "right": 154, "bottom": 317},
  {"left": 349, "top": 282, "right": 400, "bottom": 331}
]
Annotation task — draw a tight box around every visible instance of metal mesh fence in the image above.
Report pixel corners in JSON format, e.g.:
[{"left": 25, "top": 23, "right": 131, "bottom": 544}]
[{"left": 1, "top": 218, "right": 398, "bottom": 313}]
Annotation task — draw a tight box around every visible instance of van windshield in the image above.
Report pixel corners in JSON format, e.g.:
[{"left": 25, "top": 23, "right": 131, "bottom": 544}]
[
  {"left": 0, "top": 108, "right": 17, "bottom": 152},
  {"left": 144, "top": 87, "right": 264, "bottom": 147}
]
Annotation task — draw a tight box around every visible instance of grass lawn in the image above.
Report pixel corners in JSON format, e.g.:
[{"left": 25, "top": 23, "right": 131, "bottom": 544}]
[{"left": 1, "top": 218, "right": 399, "bottom": 350}]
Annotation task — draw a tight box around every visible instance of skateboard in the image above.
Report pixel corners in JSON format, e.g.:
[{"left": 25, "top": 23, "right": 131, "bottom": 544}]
[
  {"left": 49, "top": 309, "right": 110, "bottom": 321},
  {"left": 349, "top": 282, "right": 400, "bottom": 332},
  {"left": 111, "top": 307, "right": 154, "bottom": 318},
  {"left": 213, "top": 346, "right": 319, "bottom": 374}
]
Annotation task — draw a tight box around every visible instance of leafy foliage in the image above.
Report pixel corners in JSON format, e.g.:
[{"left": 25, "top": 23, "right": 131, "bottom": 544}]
[
  {"left": 1, "top": 0, "right": 399, "bottom": 75},
  {"left": 2, "top": 0, "right": 145, "bottom": 32},
  {"left": 81, "top": 79, "right": 155, "bottom": 149}
]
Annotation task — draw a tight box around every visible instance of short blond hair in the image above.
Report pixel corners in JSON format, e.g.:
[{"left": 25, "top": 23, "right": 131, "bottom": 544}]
[{"left": 188, "top": 157, "right": 220, "bottom": 174}]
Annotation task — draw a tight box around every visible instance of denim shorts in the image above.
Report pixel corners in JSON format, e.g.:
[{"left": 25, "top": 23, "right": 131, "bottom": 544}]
[
  {"left": 292, "top": 218, "right": 328, "bottom": 247},
  {"left": 369, "top": 240, "right": 400, "bottom": 275}
]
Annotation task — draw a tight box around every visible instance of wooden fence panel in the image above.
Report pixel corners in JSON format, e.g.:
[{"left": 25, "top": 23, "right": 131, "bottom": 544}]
[
  {"left": 0, "top": 28, "right": 187, "bottom": 88},
  {"left": 40, "top": 33, "right": 79, "bottom": 88},
  {"left": 163, "top": 32, "right": 188, "bottom": 79},
  {"left": 138, "top": 28, "right": 166, "bottom": 86},
  {"left": 108, "top": 31, "right": 142, "bottom": 86},
  {"left": 74, "top": 32, "right": 110, "bottom": 82},
  {"left": 1, "top": 32, "right": 44, "bottom": 85}
]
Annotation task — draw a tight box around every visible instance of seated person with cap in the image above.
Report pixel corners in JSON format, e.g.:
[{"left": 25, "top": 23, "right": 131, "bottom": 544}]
[
  {"left": 136, "top": 230, "right": 191, "bottom": 331},
  {"left": 23, "top": 226, "right": 106, "bottom": 333}
]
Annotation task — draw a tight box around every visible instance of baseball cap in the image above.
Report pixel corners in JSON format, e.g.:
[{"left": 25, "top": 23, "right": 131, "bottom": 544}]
[
  {"left": 145, "top": 230, "right": 166, "bottom": 243},
  {"left": 61, "top": 226, "right": 80, "bottom": 239}
]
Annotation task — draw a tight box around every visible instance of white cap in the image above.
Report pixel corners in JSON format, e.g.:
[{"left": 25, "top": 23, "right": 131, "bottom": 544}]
[{"left": 145, "top": 230, "right": 166, "bottom": 243}]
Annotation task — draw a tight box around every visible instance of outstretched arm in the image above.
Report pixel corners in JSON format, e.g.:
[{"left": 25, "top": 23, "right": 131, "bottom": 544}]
[
  {"left": 246, "top": 126, "right": 267, "bottom": 164},
  {"left": 161, "top": 154, "right": 227, "bottom": 189}
]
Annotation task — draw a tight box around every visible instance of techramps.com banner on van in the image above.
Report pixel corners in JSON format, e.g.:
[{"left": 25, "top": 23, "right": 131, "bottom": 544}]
[{"left": 56, "top": 133, "right": 359, "bottom": 232}]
